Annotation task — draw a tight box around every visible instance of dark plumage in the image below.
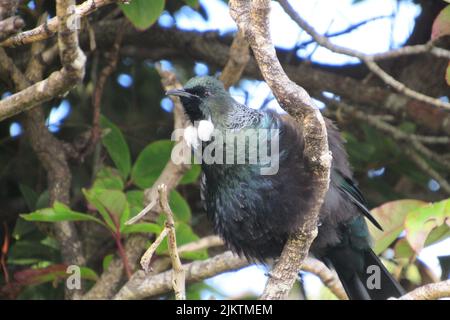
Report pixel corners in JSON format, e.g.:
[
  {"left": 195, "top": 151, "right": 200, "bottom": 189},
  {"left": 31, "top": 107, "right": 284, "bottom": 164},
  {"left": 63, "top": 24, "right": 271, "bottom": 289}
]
[{"left": 167, "top": 76, "right": 404, "bottom": 300}]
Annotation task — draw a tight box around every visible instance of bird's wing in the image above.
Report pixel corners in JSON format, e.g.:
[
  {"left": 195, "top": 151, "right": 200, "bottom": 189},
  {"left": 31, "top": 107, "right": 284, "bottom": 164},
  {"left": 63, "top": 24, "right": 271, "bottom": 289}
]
[{"left": 335, "top": 170, "right": 383, "bottom": 231}]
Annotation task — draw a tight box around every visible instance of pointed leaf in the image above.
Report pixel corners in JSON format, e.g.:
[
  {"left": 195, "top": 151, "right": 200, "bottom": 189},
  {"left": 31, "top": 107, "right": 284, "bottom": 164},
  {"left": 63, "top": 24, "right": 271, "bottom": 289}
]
[
  {"left": 93, "top": 166, "right": 124, "bottom": 190},
  {"left": 180, "top": 164, "right": 201, "bottom": 185},
  {"left": 431, "top": 5, "right": 450, "bottom": 40},
  {"left": 368, "top": 199, "right": 427, "bottom": 254},
  {"left": 21, "top": 203, "right": 103, "bottom": 225},
  {"left": 169, "top": 190, "right": 191, "bottom": 223},
  {"left": 405, "top": 198, "right": 450, "bottom": 253},
  {"left": 121, "top": 223, "right": 162, "bottom": 235},
  {"left": 19, "top": 184, "right": 38, "bottom": 211},
  {"left": 100, "top": 116, "right": 131, "bottom": 179},
  {"left": 131, "top": 140, "right": 174, "bottom": 189},
  {"left": 119, "top": 0, "right": 165, "bottom": 30}
]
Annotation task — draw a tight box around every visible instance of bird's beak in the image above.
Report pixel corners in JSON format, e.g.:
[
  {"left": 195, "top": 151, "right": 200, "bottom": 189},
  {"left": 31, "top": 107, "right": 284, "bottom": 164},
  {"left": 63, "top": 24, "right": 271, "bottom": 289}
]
[{"left": 166, "top": 88, "right": 195, "bottom": 99}]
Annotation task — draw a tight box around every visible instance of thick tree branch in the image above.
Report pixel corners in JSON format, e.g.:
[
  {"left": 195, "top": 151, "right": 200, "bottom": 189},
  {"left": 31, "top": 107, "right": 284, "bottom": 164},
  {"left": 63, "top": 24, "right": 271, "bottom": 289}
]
[
  {"left": 397, "top": 279, "right": 450, "bottom": 300},
  {"left": 229, "top": 0, "right": 331, "bottom": 300},
  {"left": 0, "top": 0, "right": 86, "bottom": 122},
  {"left": 0, "top": 0, "right": 122, "bottom": 48},
  {"left": 0, "top": 0, "right": 23, "bottom": 43}
]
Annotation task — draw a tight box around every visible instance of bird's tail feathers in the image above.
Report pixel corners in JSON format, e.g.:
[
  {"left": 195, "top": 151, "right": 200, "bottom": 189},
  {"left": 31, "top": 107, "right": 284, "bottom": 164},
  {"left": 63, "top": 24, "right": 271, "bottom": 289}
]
[{"left": 330, "top": 249, "right": 404, "bottom": 300}]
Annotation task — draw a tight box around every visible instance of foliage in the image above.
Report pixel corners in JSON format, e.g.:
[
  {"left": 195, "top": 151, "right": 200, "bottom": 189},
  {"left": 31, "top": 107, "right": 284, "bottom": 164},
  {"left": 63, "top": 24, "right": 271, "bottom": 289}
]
[
  {"left": 5, "top": 116, "right": 202, "bottom": 298},
  {"left": 0, "top": 0, "right": 449, "bottom": 301}
]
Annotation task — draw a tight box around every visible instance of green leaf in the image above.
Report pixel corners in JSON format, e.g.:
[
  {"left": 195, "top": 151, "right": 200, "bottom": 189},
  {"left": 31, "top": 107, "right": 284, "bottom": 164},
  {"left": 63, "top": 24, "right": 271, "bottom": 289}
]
[
  {"left": 405, "top": 198, "right": 450, "bottom": 253},
  {"left": 85, "top": 187, "right": 130, "bottom": 230},
  {"left": 368, "top": 199, "right": 427, "bottom": 254},
  {"left": 93, "top": 167, "right": 124, "bottom": 190},
  {"left": 126, "top": 190, "right": 144, "bottom": 219},
  {"left": 12, "top": 217, "right": 37, "bottom": 241},
  {"left": 19, "top": 184, "right": 38, "bottom": 211},
  {"left": 80, "top": 267, "right": 99, "bottom": 281},
  {"left": 119, "top": 0, "right": 165, "bottom": 30},
  {"left": 131, "top": 140, "right": 174, "bottom": 189},
  {"left": 21, "top": 202, "right": 103, "bottom": 225},
  {"left": 394, "top": 238, "right": 415, "bottom": 260},
  {"left": 169, "top": 190, "right": 191, "bottom": 223},
  {"left": 102, "top": 254, "right": 114, "bottom": 272},
  {"left": 83, "top": 189, "right": 116, "bottom": 231},
  {"left": 405, "top": 264, "right": 421, "bottom": 285},
  {"left": 180, "top": 164, "right": 201, "bottom": 184},
  {"left": 100, "top": 116, "right": 131, "bottom": 179},
  {"left": 35, "top": 190, "right": 49, "bottom": 209},
  {"left": 431, "top": 5, "right": 450, "bottom": 40},
  {"left": 121, "top": 223, "right": 162, "bottom": 235}
]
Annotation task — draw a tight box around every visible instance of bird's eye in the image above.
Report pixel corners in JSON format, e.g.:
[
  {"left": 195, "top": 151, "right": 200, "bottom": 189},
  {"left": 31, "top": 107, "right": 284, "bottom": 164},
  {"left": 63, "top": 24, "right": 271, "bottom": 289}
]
[{"left": 203, "top": 90, "right": 211, "bottom": 97}]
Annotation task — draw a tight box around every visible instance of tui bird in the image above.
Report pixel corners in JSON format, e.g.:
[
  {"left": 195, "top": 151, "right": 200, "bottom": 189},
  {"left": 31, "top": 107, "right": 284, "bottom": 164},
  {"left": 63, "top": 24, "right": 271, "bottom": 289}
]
[{"left": 167, "top": 76, "right": 404, "bottom": 300}]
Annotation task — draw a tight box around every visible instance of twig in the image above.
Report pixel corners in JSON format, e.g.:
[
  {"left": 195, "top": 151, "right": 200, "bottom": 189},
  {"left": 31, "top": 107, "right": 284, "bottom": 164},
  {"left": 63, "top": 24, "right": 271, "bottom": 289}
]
[
  {"left": 158, "top": 184, "right": 185, "bottom": 300},
  {"left": 405, "top": 147, "right": 450, "bottom": 195},
  {"left": 139, "top": 184, "right": 186, "bottom": 300},
  {"left": 178, "top": 235, "right": 224, "bottom": 254},
  {"left": 396, "top": 279, "right": 450, "bottom": 300},
  {"left": 140, "top": 227, "right": 169, "bottom": 272},
  {"left": 278, "top": 0, "right": 450, "bottom": 111},
  {"left": 81, "top": 20, "right": 127, "bottom": 160},
  {"left": 297, "top": 15, "right": 393, "bottom": 48},
  {"left": 230, "top": 0, "right": 331, "bottom": 300},
  {"left": 323, "top": 97, "right": 450, "bottom": 195},
  {"left": 0, "top": 0, "right": 122, "bottom": 47}
]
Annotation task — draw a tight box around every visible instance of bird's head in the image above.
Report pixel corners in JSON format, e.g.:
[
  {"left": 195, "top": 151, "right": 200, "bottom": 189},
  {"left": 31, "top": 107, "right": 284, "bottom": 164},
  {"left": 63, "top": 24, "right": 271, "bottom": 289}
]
[{"left": 166, "top": 76, "right": 230, "bottom": 124}]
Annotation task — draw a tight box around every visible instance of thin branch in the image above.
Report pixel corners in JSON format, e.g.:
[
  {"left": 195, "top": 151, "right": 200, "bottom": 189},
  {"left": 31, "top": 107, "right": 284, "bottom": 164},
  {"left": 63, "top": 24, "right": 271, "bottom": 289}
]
[
  {"left": 396, "top": 279, "right": 450, "bottom": 300},
  {"left": 278, "top": 0, "right": 450, "bottom": 111},
  {"left": 113, "top": 251, "right": 249, "bottom": 300},
  {"left": 0, "top": 0, "right": 122, "bottom": 47},
  {"left": 297, "top": 15, "right": 394, "bottom": 48},
  {"left": 80, "top": 20, "right": 127, "bottom": 160},
  {"left": 404, "top": 147, "right": 450, "bottom": 195},
  {"left": 158, "top": 184, "right": 186, "bottom": 300},
  {"left": 140, "top": 227, "right": 169, "bottom": 273},
  {"left": 230, "top": 0, "right": 331, "bottom": 300},
  {"left": 302, "top": 257, "right": 347, "bottom": 300},
  {"left": 178, "top": 235, "right": 224, "bottom": 255},
  {"left": 323, "top": 97, "right": 450, "bottom": 195}
]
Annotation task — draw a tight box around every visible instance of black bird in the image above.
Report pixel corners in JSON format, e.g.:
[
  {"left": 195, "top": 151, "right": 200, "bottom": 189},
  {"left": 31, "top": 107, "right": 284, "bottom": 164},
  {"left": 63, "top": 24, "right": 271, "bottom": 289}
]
[{"left": 167, "top": 76, "right": 404, "bottom": 300}]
